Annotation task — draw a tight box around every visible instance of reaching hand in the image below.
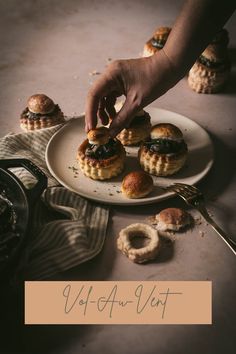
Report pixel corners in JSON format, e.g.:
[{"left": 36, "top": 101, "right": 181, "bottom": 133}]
[
  {"left": 85, "top": 50, "right": 179, "bottom": 137},
  {"left": 85, "top": 0, "right": 235, "bottom": 137}
]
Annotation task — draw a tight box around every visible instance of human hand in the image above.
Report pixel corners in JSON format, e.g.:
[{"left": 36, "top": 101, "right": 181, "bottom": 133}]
[{"left": 85, "top": 50, "right": 179, "bottom": 137}]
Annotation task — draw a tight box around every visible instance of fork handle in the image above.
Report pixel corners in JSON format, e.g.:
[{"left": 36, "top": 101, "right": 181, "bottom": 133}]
[{"left": 197, "top": 206, "right": 236, "bottom": 256}]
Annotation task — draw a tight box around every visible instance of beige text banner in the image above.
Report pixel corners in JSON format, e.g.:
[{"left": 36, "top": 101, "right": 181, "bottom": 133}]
[{"left": 25, "top": 281, "right": 212, "bottom": 324}]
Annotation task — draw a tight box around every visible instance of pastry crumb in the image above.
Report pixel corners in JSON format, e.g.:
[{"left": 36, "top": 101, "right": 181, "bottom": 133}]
[
  {"left": 89, "top": 70, "right": 101, "bottom": 76},
  {"left": 194, "top": 216, "right": 203, "bottom": 225}
]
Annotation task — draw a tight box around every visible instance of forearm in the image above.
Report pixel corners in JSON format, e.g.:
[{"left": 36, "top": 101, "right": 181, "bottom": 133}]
[
  {"left": 85, "top": 0, "right": 235, "bottom": 132},
  {"left": 163, "top": 0, "right": 235, "bottom": 79}
]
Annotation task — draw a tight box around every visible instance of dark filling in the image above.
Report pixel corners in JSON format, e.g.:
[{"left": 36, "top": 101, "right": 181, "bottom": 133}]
[
  {"left": 198, "top": 55, "right": 225, "bottom": 69},
  {"left": 85, "top": 138, "right": 118, "bottom": 160},
  {"left": 0, "top": 184, "right": 20, "bottom": 263},
  {"left": 151, "top": 38, "right": 165, "bottom": 49},
  {"left": 22, "top": 104, "right": 60, "bottom": 120},
  {"left": 144, "top": 138, "right": 186, "bottom": 154},
  {"left": 129, "top": 114, "right": 149, "bottom": 127}
]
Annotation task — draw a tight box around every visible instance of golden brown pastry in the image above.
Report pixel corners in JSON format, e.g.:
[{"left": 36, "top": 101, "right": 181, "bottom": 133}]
[
  {"left": 143, "top": 27, "right": 171, "bottom": 57},
  {"left": 20, "top": 94, "right": 65, "bottom": 131},
  {"left": 121, "top": 171, "right": 153, "bottom": 198},
  {"left": 115, "top": 109, "right": 152, "bottom": 146},
  {"left": 77, "top": 127, "right": 126, "bottom": 180},
  {"left": 154, "top": 208, "right": 192, "bottom": 231},
  {"left": 117, "top": 223, "right": 160, "bottom": 263},
  {"left": 139, "top": 123, "right": 188, "bottom": 176},
  {"left": 188, "top": 29, "right": 230, "bottom": 94},
  {"left": 87, "top": 126, "right": 110, "bottom": 145}
]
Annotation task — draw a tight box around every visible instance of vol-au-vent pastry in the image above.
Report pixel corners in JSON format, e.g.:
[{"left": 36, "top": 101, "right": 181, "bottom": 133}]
[
  {"left": 139, "top": 123, "right": 188, "bottom": 176},
  {"left": 20, "top": 94, "right": 65, "bottom": 131},
  {"left": 121, "top": 171, "right": 154, "bottom": 199},
  {"left": 77, "top": 126, "right": 126, "bottom": 180},
  {"left": 154, "top": 208, "right": 192, "bottom": 232},
  {"left": 117, "top": 223, "right": 160, "bottom": 263},
  {"left": 143, "top": 26, "right": 171, "bottom": 57},
  {"left": 188, "top": 29, "right": 231, "bottom": 94},
  {"left": 115, "top": 108, "right": 152, "bottom": 146}
]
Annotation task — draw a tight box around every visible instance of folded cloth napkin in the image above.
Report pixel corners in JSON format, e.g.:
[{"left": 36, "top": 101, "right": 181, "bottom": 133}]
[{"left": 0, "top": 121, "right": 109, "bottom": 280}]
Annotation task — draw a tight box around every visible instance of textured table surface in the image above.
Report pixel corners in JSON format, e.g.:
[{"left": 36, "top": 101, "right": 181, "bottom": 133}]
[{"left": 0, "top": 1, "right": 236, "bottom": 353}]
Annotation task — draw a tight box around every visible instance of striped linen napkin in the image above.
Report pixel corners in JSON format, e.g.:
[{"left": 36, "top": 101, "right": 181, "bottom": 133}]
[{"left": 0, "top": 121, "right": 109, "bottom": 280}]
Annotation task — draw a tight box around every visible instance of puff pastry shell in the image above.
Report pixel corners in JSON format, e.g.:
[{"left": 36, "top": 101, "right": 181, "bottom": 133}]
[
  {"left": 116, "top": 111, "right": 151, "bottom": 146},
  {"left": 77, "top": 139, "right": 126, "bottom": 180},
  {"left": 139, "top": 144, "right": 187, "bottom": 176}
]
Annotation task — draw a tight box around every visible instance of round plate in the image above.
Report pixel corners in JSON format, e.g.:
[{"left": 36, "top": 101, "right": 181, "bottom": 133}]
[{"left": 45, "top": 107, "right": 214, "bottom": 205}]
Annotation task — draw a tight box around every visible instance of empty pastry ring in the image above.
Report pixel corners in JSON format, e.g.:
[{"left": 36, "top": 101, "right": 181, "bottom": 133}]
[{"left": 117, "top": 223, "right": 160, "bottom": 263}]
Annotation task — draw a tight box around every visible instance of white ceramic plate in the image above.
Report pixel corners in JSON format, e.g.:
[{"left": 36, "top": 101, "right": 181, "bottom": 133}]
[{"left": 45, "top": 107, "right": 214, "bottom": 205}]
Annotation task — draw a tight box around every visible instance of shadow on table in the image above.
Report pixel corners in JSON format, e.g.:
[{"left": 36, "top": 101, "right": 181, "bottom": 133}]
[
  {"left": 155, "top": 234, "right": 175, "bottom": 263},
  {"left": 228, "top": 47, "right": 236, "bottom": 64},
  {"left": 222, "top": 47, "right": 236, "bottom": 94},
  {"left": 224, "top": 72, "right": 236, "bottom": 94},
  {"left": 198, "top": 133, "right": 236, "bottom": 196},
  {"left": 0, "top": 282, "right": 98, "bottom": 354},
  {"left": 193, "top": 133, "right": 236, "bottom": 237}
]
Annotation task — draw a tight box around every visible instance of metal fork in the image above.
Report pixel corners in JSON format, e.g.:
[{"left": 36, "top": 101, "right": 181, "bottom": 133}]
[{"left": 164, "top": 183, "right": 236, "bottom": 255}]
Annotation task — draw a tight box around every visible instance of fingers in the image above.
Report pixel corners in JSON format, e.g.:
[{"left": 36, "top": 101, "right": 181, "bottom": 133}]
[
  {"left": 85, "top": 69, "right": 120, "bottom": 132},
  {"left": 85, "top": 88, "right": 119, "bottom": 132},
  {"left": 85, "top": 60, "right": 126, "bottom": 132},
  {"left": 85, "top": 89, "right": 100, "bottom": 132},
  {"left": 109, "top": 98, "right": 138, "bottom": 137},
  {"left": 97, "top": 93, "right": 118, "bottom": 126},
  {"left": 104, "top": 94, "right": 117, "bottom": 119},
  {"left": 85, "top": 74, "right": 112, "bottom": 131},
  {"left": 97, "top": 98, "right": 109, "bottom": 126}
]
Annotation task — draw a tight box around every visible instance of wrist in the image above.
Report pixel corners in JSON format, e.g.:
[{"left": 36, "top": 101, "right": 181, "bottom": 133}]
[{"left": 148, "top": 49, "right": 183, "bottom": 90}]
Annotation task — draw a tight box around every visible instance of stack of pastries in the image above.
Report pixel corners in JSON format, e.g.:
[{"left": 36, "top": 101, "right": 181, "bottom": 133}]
[
  {"left": 188, "top": 29, "right": 231, "bottom": 93},
  {"left": 138, "top": 123, "right": 188, "bottom": 176},
  {"left": 20, "top": 94, "right": 64, "bottom": 131},
  {"left": 77, "top": 126, "right": 126, "bottom": 180},
  {"left": 143, "top": 27, "right": 171, "bottom": 57},
  {"left": 115, "top": 108, "right": 152, "bottom": 146}
]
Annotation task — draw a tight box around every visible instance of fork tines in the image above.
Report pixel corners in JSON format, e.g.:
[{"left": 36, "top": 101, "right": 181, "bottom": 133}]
[{"left": 164, "top": 183, "right": 203, "bottom": 198}]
